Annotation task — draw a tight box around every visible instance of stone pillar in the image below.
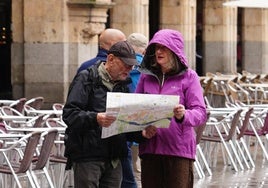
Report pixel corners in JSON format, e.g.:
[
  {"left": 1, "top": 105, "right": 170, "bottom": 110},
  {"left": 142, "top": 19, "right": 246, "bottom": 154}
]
[
  {"left": 243, "top": 9, "right": 268, "bottom": 74},
  {"left": 160, "top": 0, "right": 196, "bottom": 69},
  {"left": 203, "top": 0, "right": 237, "bottom": 74},
  {"left": 110, "top": 0, "right": 149, "bottom": 38}
]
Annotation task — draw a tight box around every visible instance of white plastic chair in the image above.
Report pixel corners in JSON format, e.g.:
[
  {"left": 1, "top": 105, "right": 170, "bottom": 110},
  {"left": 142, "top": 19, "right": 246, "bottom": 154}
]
[
  {"left": 0, "top": 131, "right": 42, "bottom": 188},
  {"left": 201, "top": 109, "right": 244, "bottom": 172}
]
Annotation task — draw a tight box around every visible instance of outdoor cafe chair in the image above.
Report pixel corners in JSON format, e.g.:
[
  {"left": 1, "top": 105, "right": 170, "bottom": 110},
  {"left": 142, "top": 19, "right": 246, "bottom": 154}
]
[
  {"left": 0, "top": 106, "right": 26, "bottom": 128},
  {"left": 244, "top": 109, "right": 268, "bottom": 161},
  {"left": 194, "top": 121, "right": 212, "bottom": 178},
  {"left": 201, "top": 109, "right": 244, "bottom": 172},
  {"left": 235, "top": 107, "right": 255, "bottom": 169},
  {"left": 9, "top": 98, "right": 27, "bottom": 114},
  {"left": 25, "top": 97, "right": 44, "bottom": 110},
  {"left": 0, "top": 131, "right": 42, "bottom": 188},
  {"left": 30, "top": 129, "right": 58, "bottom": 188},
  {"left": 24, "top": 97, "right": 44, "bottom": 116},
  {"left": 46, "top": 118, "right": 71, "bottom": 188}
]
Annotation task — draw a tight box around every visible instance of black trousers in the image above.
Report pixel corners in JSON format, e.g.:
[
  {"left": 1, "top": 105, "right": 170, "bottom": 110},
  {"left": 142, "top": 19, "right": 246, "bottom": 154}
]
[
  {"left": 141, "top": 155, "right": 194, "bottom": 188},
  {"left": 73, "top": 160, "right": 122, "bottom": 188}
]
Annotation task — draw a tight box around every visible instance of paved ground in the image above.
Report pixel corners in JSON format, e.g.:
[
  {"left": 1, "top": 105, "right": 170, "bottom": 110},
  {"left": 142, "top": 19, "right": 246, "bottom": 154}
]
[
  {"left": 194, "top": 158, "right": 268, "bottom": 188},
  {"left": 27, "top": 144, "right": 266, "bottom": 187},
  {"left": 133, "top": 145, "right": 268, "bottom": 188}
]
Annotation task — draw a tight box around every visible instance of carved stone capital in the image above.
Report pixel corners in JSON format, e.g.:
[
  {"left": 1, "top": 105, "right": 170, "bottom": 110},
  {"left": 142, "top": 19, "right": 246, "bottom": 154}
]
[
  {"left": 81, "top": 23, "right": 105, "bottom": 43},
  {"left": 67, "top": 0, "right": 115, "bottom": 41}
]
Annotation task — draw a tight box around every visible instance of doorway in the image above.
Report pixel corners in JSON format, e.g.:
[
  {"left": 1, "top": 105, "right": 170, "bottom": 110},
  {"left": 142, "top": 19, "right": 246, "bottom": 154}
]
[
  {"left": 0, "top": 0, "right": 12, "bottom": 99},
  {"left": 149, "top": 0, "right": 160, "bottom": 40},
  {"left": 196, "top": 0, "right": 204, "bottom": 76},
  {"left": 237, "top": 8, "right": 243, "bottom": 73}
]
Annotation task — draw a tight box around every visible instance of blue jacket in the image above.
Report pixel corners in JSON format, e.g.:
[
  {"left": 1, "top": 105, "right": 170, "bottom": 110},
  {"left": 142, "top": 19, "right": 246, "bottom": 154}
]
[
  {"left": 128, "top": 53, "right": 143, "bottom": 93},
  {"left": 136, "top": 29, "right": 207, "bottom": 160},
  {"left": 77, "top": 48, "right": 108, "bottom": 73}
]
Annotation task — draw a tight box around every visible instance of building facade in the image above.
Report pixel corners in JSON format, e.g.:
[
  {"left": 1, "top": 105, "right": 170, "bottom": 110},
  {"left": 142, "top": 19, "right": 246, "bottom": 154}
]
[{"left": 1, "top": 0, "right": 267, "bottom": 107}]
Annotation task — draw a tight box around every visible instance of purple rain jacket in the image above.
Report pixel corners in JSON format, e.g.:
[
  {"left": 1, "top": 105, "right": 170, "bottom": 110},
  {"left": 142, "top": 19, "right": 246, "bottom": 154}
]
[{"left": 136, "top": 29, "right": 207, "bottom": 160}]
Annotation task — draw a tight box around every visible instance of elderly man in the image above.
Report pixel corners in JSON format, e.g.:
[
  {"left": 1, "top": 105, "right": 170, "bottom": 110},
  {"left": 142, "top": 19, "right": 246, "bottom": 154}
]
[{"left": 63, "top": 41, "right": 157, "bottom": 188}]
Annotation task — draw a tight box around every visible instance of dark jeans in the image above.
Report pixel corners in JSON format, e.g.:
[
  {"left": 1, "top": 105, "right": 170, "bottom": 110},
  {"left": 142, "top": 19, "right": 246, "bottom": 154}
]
[
  {"left": 73, "top": 160, "right": 122, "bottom": 188},
  {"left": 121, "top": 141, "right": 137, "bottom": 188}
]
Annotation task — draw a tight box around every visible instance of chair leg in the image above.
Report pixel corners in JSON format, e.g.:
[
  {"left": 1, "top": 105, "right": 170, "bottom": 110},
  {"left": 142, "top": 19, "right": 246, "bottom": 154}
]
[
  {"left": 30, "top": 167, "right": 55, "bottom": 188},
  {"left": 50, "top": 162, "right": 68, "bottom": 188},
  {"left": 197, "top": 145, "right": 212, "bottom": 176},
  {"left": 43, "top": 167, "right": 55, "bottom": 188},
  {"left": 222, "top": 141, "right": 239, "bottom": 172},
  {"left": 235, "top": 140, "right": 250, "bottom": 169},
  {"left": 229, "top": 140, "right": 244, "bottom": 170},
  {"left": 194, "top": 159, "right": 205, "bottom": 179},
  {"left": 254, "top": 134, "right": 268, "bottom": 161},
  {"left": 240, "top": 138, "right": 255, "bottom": 168},
  {"left": 26, "top": 170, "right": 37, "bottom": 188}
]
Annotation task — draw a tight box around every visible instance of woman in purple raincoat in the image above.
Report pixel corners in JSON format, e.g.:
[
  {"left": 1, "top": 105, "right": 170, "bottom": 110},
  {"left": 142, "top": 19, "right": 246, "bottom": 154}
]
[{"left": 136, "top": 29, "right": 207, "bottom": 188}]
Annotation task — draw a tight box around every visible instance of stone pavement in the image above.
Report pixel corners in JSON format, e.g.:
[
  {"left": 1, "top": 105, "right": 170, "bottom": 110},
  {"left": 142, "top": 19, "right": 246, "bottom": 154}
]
[
  {"left": 193, "top": 153, "right": 268, "bottom": 188},
  {"left": 132, "top": 145, "right": 268, "bottom": 188}
]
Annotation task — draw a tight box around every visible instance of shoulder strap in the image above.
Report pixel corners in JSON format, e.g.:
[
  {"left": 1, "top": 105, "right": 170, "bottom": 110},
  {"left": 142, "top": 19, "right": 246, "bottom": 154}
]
[{"left": 86, "top": 62, "right": 102, "bottom": 87}]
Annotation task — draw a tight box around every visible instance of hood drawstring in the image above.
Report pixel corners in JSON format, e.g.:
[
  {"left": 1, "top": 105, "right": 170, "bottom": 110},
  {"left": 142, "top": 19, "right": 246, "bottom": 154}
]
[{"left": 161, "top": 73, "right": 165, "bottom": 87}]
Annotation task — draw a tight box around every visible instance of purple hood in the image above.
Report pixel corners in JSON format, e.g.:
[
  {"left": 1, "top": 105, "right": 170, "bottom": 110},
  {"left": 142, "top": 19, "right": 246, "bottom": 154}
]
[{"left": 141, "top": 29, "right": 188, "bottom": 71}]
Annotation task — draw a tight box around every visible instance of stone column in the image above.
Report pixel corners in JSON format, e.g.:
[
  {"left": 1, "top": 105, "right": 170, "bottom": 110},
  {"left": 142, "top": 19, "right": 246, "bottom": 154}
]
[
  {"left": 110, "top": 0, "right": 149, "bottom": 38},
  {"left": 160, "top": 0, "right": 196, "bottom": 69},
  {"left": 243, "top": 9, "right": 268, "bottom": 74},
  {"left": 203, "top": 0, "right": 237, "bottom": 74}
]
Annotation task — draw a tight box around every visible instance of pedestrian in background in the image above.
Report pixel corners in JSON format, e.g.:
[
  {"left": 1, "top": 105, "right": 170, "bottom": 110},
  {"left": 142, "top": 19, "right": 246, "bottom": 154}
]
[
  {"left": 136, "top": 29, "right": 207, "bottom": 188},
  {"left": 77, "top": 28, "right": 126, "bottom": 73},
  {"left": 120, "top": 32, "right": 148, "bottom": 188}
]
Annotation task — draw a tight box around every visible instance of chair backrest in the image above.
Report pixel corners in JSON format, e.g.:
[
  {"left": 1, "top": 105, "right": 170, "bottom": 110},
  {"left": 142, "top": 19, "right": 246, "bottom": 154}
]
[
  {"left": 0, "top": 122, "right": 7, "bottom": 133},
  {"left": 195, "top": 123, "right": 207, "bottom": 145},
  {"left": 46, "top": 118, "right": 67, "bottom": 128},
  {"left": 261, "top": 112, "right": 268, "bottom": 134},
  {"left": 31, "top": 115, "right": 46, "bottom": 128},
  {"left": 237, "top": 107, "right": 254, "bottom": 139},
  {"left": 9, "top": 98, "right": 27, "bottom": 113},
  {"left": 203, "top": 77, "right": 213, "bottom": 97},
  {"left": 226, "top": 109, "right": 243, "bottom": 141},
  {"left": 52, "top": 103, "right": 64, "bottom": 111},
  {"left": 17, "top": 131, "right": 42, "bottom": 173},
  {"left": 0, "top": 106, "right": 26, "bottom": 128},
  {"left": 25, "top": 97, "right": 44, "bottom": 110},
  {"left": 1, "top": 106, "right": 24, "bottom": 116},
  {"left": 195, "top": 112, "right": 210, "bottom": 145},
  {"left": 46, "top": 118, "right": 58, "bottom": 127},
  {"left": 33, "top": 129, "right": 58, "bottom": 170}
]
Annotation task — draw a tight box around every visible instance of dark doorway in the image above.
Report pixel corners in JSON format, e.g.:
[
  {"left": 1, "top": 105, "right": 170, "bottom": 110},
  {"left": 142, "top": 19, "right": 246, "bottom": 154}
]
[
  {"left": 0, "top": 0, "right": 12, "bottom": 99},
  {"left": 196, "top": 0, "right": 203, "bottom": 76},
  {"left": 149, "top": 0, "right": 160, "bottom": 40},
  {"left": 237, "top": 8, "right": 243, "bottom": 73}
]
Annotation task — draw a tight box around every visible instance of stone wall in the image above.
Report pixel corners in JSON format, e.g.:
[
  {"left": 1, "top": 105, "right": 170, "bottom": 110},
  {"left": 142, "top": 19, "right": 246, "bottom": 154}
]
[{"left": 243, "top": 9, "right": 268, "bottom": 74}]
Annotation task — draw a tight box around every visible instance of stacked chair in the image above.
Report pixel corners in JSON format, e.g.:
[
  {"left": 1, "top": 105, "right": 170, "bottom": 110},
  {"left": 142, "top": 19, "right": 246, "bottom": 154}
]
[{"left": 0, "top": 96, "right": 69, "bottom": 187}]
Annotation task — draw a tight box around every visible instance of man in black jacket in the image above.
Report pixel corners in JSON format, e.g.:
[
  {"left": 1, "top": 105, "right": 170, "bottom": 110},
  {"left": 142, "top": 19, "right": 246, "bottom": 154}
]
[{"left": 63, "top": 41, "right": 157, "bottom": 188}]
